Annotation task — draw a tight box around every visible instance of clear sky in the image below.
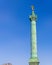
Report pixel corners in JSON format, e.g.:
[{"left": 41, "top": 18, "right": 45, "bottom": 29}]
[{"left": 0, "top": 0, "right": 52, "bottom": 65}]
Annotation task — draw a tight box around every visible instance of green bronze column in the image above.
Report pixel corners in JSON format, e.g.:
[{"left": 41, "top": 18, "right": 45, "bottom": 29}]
[{"left": 29, "top": 6, "right": 39, "bottom": 65}]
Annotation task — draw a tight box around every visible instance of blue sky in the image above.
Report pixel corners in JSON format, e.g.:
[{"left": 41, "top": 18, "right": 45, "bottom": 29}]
[{"left": 0, "top": 0, "right": 52, "bottom": 65}]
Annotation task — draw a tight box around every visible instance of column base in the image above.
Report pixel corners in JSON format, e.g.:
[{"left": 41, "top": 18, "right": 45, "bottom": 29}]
[
  {"left": 29, "top": 57, "right": 39, "bottom": 65},
  {"left": 29, "top": 62, "right": 39, "bottom": 65}
]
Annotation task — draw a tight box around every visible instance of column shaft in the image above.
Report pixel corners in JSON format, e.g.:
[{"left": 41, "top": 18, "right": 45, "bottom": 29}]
[{"left": 31, "top": 21, "right": 37, "bottom": 58}]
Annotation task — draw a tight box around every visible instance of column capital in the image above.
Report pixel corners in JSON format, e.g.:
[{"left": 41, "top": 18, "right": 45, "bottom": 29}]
[{"left": 29, "top": 14, "right": 37, "bottom": 21}]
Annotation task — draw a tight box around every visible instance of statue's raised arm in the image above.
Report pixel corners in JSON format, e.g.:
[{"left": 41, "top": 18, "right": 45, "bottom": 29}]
[{"left": 31, "top": 5, "right": 34, "bottom": 11}]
